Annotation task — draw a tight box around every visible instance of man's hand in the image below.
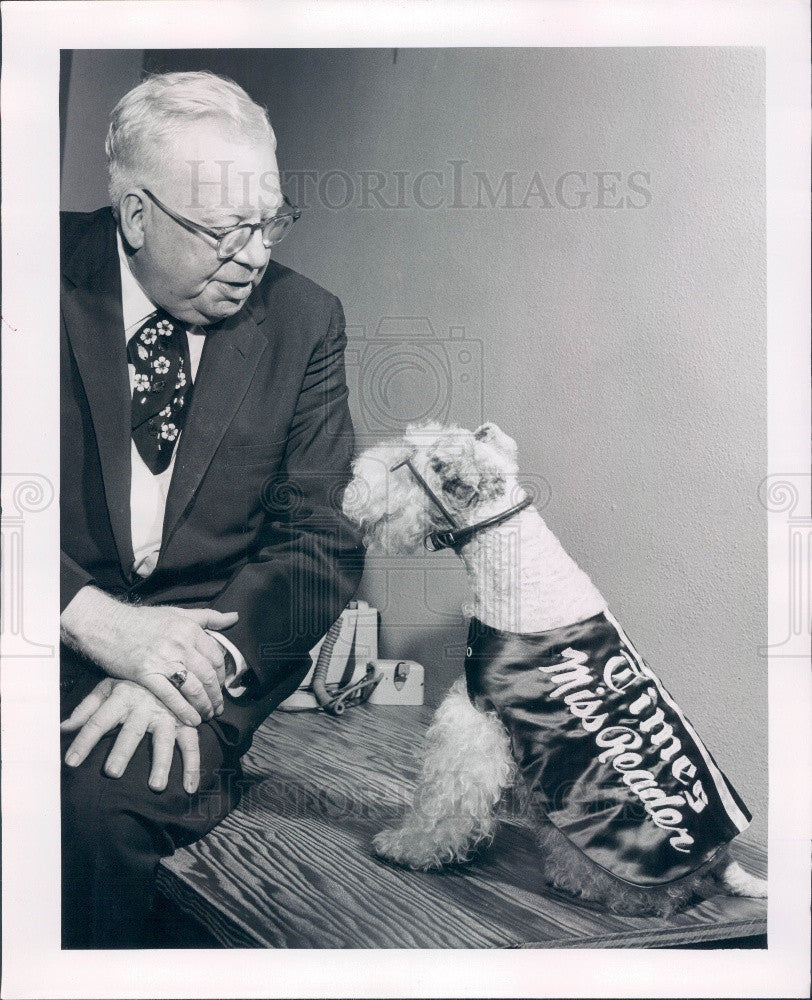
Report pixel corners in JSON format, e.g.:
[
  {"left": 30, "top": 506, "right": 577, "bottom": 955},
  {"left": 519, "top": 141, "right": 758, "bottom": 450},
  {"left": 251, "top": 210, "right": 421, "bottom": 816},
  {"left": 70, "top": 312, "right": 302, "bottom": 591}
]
[
  {"left": 61, "top": 678, "right": 201, "bottom": 793},
  {"left": 61, "top": 586, "right": 238, "bottom": 725}
]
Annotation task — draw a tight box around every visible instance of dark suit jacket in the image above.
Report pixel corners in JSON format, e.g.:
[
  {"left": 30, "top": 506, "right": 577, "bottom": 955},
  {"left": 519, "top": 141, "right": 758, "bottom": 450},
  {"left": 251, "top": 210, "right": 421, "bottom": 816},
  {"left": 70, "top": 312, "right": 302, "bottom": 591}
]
[{"left": 61, "top": 208, "right": 364, "bottom": 742}]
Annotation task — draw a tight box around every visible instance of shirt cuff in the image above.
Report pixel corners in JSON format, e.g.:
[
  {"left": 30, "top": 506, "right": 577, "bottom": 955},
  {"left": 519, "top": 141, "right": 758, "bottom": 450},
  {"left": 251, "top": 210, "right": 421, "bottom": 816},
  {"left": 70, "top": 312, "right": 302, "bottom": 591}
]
[{"left": 207, "top": 630, "right": 251, "bottom": 697}]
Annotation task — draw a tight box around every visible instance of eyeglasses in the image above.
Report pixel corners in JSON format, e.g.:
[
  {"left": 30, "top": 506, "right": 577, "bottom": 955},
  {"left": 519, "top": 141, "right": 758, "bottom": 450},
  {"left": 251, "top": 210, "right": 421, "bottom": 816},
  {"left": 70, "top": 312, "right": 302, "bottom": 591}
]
[{"left": 142, "top": 189, "right": 301, "bottom": 259}]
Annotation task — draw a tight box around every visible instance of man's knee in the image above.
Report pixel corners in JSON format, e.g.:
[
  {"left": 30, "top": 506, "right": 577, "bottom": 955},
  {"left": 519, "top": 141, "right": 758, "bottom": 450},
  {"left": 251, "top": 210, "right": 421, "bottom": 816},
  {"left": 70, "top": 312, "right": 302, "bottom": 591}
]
[
  {"left": 61, "top": 723, "right": 242, "bottom": 947},
  {"left": 61, "top": 722, "right": 241, "bottom": 857}
]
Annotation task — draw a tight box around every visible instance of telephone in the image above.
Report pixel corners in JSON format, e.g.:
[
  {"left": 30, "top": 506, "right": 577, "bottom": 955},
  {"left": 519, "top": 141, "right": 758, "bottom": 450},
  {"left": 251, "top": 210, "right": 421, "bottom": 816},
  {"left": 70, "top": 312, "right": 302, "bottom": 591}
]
[{"left": 278, "top": 600, "right": 425, "bottom": 714}]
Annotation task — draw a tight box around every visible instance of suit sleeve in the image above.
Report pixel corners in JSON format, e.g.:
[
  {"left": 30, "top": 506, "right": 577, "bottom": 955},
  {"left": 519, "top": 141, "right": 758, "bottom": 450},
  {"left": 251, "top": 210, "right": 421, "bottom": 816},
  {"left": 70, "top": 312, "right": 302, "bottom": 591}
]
[
  {"left": 210, "top": 296, "right": 365, "bottom": 695},
  {"left": 61, "top": 549, "right": 96, "bottom": 612}
]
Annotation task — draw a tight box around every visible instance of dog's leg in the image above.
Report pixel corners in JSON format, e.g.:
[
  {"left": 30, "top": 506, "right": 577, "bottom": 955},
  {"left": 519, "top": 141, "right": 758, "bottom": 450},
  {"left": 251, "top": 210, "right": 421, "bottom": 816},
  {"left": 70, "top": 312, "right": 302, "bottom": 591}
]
[
  {"left": 373, "top": 677, "right": 516, "bottom": 870},
  {"left": 713, "top": 856, "right": 768, "bottom": 898}
]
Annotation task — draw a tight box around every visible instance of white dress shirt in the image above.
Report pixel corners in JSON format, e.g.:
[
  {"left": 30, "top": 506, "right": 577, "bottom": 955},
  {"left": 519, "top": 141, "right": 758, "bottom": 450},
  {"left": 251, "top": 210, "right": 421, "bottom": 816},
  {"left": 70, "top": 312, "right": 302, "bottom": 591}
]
[{"left": 117, "top": 233, "right": 248, "bottom": 693}]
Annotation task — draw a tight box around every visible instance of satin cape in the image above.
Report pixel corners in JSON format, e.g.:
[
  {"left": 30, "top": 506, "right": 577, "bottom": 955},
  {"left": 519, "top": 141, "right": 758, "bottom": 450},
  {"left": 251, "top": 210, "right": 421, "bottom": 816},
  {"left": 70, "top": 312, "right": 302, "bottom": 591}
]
[{"left": 465, "top": 612, "right": 751, "bottom": 887}]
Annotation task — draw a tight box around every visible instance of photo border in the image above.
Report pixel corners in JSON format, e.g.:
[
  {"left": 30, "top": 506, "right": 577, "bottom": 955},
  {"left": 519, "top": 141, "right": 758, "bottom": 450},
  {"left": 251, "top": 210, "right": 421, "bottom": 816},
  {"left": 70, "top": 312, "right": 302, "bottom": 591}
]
[{"left": 2, "top": 1, "right": 809, "bottom": 997}]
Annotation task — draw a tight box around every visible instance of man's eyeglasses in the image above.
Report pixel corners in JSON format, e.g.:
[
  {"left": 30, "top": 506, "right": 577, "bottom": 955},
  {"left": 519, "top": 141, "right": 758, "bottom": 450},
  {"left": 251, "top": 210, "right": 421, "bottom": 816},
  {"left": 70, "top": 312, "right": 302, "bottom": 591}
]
[{"left": 142, "top": 189, "right": 301, "bottom": 259}]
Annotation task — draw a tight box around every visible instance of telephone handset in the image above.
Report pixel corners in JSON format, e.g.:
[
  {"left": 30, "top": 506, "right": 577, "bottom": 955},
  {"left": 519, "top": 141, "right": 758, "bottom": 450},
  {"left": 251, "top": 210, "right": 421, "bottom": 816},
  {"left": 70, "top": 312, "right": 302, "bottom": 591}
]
[
  {"left": 278, "top": 601, "right": 381, "bottom": 714},
  {"left": 278, "top": 600, "right": 425, "bottom": 714}
]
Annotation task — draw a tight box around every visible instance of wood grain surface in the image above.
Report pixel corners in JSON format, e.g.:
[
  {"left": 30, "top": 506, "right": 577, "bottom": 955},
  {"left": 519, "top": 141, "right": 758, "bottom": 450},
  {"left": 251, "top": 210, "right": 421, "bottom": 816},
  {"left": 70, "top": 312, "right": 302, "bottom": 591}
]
[{"left": 158, "top": 704, "right": 767, "bottom": 949}]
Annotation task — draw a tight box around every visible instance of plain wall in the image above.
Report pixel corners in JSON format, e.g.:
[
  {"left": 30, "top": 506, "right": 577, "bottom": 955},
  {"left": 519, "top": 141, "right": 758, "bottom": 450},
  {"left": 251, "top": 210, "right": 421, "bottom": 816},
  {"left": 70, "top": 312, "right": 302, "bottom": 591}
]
[
  {"left": 60, "top": 49, "right": 144, "bottom": 210},
  {"left": 63, "top": 48, "right": 767, "bottom": 845}
]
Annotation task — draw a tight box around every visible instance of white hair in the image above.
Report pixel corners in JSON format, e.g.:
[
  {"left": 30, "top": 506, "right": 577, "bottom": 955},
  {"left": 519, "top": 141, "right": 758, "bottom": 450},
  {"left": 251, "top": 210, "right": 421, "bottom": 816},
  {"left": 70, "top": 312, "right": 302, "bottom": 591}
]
[{"left": 105, "top": 70, "right": 276, "bottom": 211}]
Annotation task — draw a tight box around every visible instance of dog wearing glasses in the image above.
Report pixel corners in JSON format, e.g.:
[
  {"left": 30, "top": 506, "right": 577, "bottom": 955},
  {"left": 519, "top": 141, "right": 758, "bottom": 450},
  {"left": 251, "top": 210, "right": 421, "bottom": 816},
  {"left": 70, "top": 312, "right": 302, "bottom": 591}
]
[{"left": 342, "top": 422, "right": 766, "bottom": 915}]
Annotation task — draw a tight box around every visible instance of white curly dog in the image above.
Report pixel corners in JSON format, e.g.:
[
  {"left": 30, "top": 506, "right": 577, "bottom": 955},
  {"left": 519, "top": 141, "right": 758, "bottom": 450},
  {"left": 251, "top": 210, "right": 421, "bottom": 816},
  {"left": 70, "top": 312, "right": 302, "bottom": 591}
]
[{"left": 343, "top": 421, "right": 767, "bottom": 915}]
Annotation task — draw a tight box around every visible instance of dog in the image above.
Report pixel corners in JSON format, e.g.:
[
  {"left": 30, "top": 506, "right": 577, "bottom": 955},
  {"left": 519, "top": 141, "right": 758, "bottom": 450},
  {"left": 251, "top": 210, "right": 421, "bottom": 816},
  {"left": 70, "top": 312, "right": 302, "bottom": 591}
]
[{"left": 342, "top": 422, "right": 767, "bottom": 915}]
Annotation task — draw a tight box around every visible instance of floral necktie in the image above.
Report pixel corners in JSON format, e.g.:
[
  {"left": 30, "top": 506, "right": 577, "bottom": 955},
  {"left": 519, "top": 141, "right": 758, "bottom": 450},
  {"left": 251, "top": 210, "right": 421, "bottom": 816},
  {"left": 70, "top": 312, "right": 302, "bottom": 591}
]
[{"left": 127, "top": 310, "right": 193, "bottom": 474}]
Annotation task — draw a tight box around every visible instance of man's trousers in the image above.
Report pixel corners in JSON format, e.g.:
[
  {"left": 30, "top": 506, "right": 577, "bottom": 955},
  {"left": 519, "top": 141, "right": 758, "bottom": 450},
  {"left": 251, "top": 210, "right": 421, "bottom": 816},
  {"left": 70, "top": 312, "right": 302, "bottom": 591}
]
[{"left": 60, "top": 655, "right": 302, "bottom": 949}]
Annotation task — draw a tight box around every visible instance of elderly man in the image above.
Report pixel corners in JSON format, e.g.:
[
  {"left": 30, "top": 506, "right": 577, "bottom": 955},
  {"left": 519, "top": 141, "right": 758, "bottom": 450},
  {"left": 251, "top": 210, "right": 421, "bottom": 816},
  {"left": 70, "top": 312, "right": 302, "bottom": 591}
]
[{"left": 59, "top": 71, "right": 364, "bottom": 948}]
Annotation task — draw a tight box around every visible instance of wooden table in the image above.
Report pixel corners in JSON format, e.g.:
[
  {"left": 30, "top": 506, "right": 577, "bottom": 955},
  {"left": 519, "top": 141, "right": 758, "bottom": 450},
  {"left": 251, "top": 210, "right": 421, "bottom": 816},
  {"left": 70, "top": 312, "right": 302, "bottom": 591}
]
[{"left": 157, "top": 705, "right": 767, "bottom": 949}]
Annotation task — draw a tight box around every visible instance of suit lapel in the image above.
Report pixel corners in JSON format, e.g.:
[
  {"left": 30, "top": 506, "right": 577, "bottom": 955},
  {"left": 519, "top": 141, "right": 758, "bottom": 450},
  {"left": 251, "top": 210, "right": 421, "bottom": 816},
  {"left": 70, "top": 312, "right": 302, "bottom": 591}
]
[
  {"left": 63, "top": 209, "right": 273, "bottom": 574},
  {"left": 62, "top": 214, "right": 136, "bottom": 577},
  {"left": 161, "top": 307, "right": 267, "bottom": 550}
]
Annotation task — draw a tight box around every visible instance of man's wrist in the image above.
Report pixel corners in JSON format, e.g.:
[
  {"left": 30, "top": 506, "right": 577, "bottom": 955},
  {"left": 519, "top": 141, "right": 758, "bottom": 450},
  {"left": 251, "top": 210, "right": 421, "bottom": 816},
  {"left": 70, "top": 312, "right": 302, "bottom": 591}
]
[{"left": 60, "top": 585, "right": 130, "bottom": 661}]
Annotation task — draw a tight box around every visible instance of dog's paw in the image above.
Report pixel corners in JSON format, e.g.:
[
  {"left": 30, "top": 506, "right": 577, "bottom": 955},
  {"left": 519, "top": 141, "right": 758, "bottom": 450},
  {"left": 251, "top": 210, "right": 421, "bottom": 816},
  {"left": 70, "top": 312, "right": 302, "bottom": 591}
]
[
  {"left": 718, "top": 860, "right": 768, "bottom": 898},
  {"left": 733, "top": 873, "right": 768, "bottom": 898},
  {"left": 372, "top": 827, "right": 453, "bottom": 870}
]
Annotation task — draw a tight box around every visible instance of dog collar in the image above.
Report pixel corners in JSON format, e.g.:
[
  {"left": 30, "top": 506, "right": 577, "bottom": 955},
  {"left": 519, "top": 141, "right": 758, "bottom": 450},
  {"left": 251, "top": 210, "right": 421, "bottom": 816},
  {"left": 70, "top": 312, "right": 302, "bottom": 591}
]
[
  {"left": 390, "top": 454, "right": 533, "bottom": 552},
  {"left": 426, "top": 495, "right": 534, "bottom": 551}
]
